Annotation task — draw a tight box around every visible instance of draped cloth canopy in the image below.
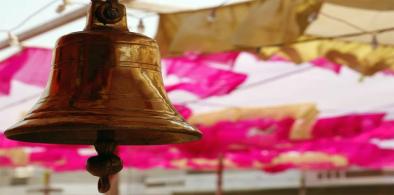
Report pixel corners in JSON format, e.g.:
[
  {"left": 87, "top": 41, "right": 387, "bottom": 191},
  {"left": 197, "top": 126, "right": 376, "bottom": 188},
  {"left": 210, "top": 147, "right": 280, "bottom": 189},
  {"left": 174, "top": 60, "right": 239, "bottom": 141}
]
[{"left": 152, "top": 0, "right": 394, "bottom": 75}]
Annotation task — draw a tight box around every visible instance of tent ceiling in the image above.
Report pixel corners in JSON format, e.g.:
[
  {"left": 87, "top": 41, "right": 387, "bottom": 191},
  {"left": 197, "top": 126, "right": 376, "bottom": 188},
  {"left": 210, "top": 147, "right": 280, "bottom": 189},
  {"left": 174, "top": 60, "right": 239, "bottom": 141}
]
[{"left": 306, "top": 3, "right": 394, "bottom": 44}]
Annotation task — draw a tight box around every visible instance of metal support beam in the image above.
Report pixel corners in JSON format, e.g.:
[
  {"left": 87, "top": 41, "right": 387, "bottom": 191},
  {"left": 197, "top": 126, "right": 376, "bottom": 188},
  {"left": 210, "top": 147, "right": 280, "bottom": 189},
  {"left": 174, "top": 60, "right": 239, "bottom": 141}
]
[
  {"left": 123, "top": 0, "right": 251, "bottom": 13},
  {"left": 0, "top": 5, "right": 88, "bottom": 50}
]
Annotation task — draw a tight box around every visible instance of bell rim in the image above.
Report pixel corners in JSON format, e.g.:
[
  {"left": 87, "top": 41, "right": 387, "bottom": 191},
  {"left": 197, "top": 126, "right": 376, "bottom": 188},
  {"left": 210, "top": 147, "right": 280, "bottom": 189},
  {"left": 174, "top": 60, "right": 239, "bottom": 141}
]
[{"left": 5, "top": 122, "right": 202, "bottom": 145}]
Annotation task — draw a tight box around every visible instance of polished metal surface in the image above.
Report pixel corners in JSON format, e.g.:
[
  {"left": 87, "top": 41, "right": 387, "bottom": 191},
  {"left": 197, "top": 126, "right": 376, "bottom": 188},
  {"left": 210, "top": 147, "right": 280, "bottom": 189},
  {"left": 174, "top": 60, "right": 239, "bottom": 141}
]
[{"left": 5, "top": 0, "right": 202, "bottom": 145}]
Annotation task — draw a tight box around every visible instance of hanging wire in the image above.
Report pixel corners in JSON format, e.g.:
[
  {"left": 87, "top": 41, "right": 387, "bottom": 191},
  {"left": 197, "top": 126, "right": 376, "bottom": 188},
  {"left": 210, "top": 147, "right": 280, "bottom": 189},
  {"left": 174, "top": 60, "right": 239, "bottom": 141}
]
[
  {"left": 319, "top": 12, "right": 369, "bottom": 33},
  {"left": 237, "top": 66, "right": 314, "bottom": 91},
  {"left": 179, "top": 66, "right": 314, "bottom": 105},
  {"left": 127, "top": 12, "right": 156, "bottom": 19},
  {"left": 254, "top": 26, "right": 394, "bottom": 51},
  {"left": 0, "top": 0, "right": 59, "bottom": 33},
  {"left": 319, "top": 12, "right": 382, "bottom": 48},
  {"left": 0, "top": 93, "right": 41, "bottom": 111}
]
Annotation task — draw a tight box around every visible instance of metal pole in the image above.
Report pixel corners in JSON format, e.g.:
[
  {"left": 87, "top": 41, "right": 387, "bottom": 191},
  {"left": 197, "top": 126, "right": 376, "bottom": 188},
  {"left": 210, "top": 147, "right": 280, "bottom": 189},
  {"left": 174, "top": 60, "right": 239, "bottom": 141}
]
[
  {"left": 299, "top": 171, "right": 307, "bottom": 195},
  {"left": 216, "top": 154, "right": 224, "bottom": 195},
  {"left": 26, "top": 170, "right": 63, "bottom": 195}
]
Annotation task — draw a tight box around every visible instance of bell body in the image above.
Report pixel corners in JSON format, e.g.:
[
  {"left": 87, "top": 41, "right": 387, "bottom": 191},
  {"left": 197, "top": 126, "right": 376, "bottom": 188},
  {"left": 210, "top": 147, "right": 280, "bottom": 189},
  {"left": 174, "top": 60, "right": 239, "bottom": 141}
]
[{"left": 5, "top": 2, "right": 201, "bottom": 145}]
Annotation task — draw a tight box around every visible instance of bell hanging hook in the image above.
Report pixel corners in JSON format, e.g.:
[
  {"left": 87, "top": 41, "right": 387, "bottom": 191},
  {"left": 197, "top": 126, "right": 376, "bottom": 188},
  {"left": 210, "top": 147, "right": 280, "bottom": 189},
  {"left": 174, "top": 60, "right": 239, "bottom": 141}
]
[{"left": 95, "top": 0, "right": 125, "bottom": 24}]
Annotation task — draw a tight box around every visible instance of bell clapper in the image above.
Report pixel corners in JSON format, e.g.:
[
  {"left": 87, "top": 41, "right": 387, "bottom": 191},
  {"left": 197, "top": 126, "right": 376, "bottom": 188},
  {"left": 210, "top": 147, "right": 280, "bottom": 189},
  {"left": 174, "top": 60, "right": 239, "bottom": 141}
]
[{"left": 87, "top": 141, "right": 123, "bottom": 193}]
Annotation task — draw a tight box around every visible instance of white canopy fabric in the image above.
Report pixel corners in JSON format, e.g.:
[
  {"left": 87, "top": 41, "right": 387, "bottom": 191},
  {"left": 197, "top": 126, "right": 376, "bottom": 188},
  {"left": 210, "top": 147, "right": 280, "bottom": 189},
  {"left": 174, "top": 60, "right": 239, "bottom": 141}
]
[{"left": 307, "top": 3, "right": 394, "bottom": 45}]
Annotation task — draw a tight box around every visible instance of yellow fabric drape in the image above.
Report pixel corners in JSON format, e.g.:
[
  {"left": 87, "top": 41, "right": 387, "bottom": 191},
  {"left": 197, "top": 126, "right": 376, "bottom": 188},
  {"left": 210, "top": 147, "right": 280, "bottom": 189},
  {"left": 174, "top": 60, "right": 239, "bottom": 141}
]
[
  {"left": 171, "top": 151, "right": 348, "bottom": 170},
  {"left": 260, "top": 38, "right": 394, "bottom": 75},
  {"left": 155, "top": 1, "right": 256, "bottom": 55},
  {"left": 188, "top": 103, "right": 319, "bottom": 140},
  {"left": 155, "top": 0, "right": 322, "bottom": 56},
  {"left": 0, "top": 149, "right": 28, "bottom": 166},
  {"left": 325, "top": 0, "right": 394, "bottom": 10},
  {"left": 233, "top": 0, "right": 321, "bottom": 48},
  {"left": 272, "top": 151, "right": 348, "bottom": 168},
  {"left": 171, "top": 158, "right": 239, "bottom": 170},
  {"left": 153, "top": 0, "right": 394, "bottom": 75}
]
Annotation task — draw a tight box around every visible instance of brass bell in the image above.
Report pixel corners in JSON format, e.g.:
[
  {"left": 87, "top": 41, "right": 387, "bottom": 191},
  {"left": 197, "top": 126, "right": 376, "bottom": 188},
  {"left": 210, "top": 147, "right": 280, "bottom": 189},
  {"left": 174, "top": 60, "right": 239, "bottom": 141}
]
[{"left": 5, "top": 0, "right": 201, "bottom": 193}]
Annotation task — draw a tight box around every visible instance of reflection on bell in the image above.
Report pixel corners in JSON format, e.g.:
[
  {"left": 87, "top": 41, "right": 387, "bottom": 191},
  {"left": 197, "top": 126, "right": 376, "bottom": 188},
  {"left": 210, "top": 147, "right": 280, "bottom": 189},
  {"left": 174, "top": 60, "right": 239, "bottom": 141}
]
[{"left": 5, "top": 1, "right": 202, "bottom": 145}]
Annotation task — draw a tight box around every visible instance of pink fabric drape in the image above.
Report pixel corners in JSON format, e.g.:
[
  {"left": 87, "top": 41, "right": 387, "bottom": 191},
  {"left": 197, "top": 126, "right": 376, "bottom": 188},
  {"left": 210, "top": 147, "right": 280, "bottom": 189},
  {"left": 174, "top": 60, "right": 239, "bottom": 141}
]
[
  {"left": 165, "top": 55, "right": 247, "bottom": 98},
  {"left": 0, "top": 48, "right": 246, "bottom": 99},
  {"left": 165, "top": 51, "right": 240, "bottom": 70},
  {"left": 270, "top": 55, "right": 342, "bottom": 74},
  {"left": 176, "top": 117, "right": 294, "bottom": 159},
  {"left": 0, "top": 47, "right": 52, "bottom": 95},
  {"left": 310, "top": 57, "right": 341, "bottom": 74},
  {"left": 311, "top": 113, "right": 385, "bottom": 139},
  {"left": 1, "top": 114, "right": 394, "bottom": 171},
  {"left": 173, "top": 104, "right": 193, "bottom": 119}
]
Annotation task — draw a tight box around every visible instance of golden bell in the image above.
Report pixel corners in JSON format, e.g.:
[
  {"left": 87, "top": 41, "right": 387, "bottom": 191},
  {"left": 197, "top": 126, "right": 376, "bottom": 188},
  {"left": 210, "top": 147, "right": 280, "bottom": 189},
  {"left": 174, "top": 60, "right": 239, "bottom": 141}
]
[{"left": 5, "top": 0, "right": 202, "bottom": 146}]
